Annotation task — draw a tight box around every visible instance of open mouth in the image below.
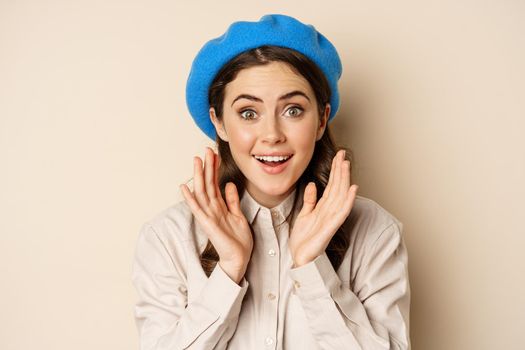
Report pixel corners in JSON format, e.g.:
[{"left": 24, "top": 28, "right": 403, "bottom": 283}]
[{"left": 252, "top": 154, "right": 293, "bottom": 167}]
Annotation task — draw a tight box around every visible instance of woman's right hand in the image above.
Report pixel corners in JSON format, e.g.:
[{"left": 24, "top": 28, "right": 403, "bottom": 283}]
[{"left": 180, "top": 146, "right": 253, "bottom": 284}]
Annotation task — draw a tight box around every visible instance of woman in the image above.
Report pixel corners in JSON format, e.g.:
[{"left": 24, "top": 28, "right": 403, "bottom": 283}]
[{"left": 132, "top": 14, "right": 410, "bottom": 349}]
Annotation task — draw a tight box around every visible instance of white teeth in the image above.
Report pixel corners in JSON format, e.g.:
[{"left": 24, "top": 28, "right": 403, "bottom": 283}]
[{"left": 254, "top": 155, "right": 291, "bottom": 162}]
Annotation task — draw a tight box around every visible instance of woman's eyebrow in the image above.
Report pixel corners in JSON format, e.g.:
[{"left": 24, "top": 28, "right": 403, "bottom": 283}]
[{"left": 231, "top": 90, "right": 310, "bottom": 106}]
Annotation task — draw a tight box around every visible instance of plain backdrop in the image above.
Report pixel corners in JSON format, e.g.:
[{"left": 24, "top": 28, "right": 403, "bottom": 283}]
[{"left": 1, "top": 1, "right": 524, "bottom": 349}]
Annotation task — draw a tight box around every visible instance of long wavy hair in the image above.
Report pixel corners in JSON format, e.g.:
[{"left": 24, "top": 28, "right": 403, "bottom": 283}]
[{"left": 200, "top": 45, "right": 354, "bottom": 276}]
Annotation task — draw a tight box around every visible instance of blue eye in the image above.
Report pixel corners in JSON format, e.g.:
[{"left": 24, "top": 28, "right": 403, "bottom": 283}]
[
  {"left": 240, "top": 109, "right": 257, "bottom": 120},
  {"left": 285, "top": 106, "right": 303, "bottom": 117}
]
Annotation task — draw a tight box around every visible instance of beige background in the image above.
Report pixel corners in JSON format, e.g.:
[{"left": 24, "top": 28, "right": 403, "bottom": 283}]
[{"left": 1, "top": 0, "right": 524, "bottom": 349}]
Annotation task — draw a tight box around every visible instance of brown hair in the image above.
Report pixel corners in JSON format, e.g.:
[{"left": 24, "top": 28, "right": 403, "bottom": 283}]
[{"left": 200, "top": 45, "right": 354, "bottom": 276}]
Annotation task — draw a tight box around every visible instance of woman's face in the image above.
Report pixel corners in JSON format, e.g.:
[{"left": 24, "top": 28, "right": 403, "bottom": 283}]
[{"left": 210, "top": 61, "right": 329, "bottom": 208}]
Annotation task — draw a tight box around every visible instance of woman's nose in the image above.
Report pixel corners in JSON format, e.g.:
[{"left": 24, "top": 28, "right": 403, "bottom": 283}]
[{"left": 261, "top": 116, "right": 286, "bottom": 143}]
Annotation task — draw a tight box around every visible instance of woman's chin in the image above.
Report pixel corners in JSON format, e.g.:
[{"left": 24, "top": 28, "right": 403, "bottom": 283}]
[{"left": 249, "top": 181, "right": 294, "bottom": 198}]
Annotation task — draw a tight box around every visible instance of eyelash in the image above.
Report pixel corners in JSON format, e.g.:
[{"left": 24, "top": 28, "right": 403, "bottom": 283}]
[{"left": 239, "top": 106, "right": 304, "bottom": 120}]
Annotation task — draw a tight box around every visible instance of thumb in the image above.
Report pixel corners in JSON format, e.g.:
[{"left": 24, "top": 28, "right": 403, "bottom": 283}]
[{"left": 299, "top": 182, "right": 317, "bottom": 216}]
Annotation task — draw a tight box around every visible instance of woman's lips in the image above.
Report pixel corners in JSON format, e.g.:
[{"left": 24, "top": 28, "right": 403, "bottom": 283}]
[{"left": 253, "top": 155, "right": 293, "bottom": 175}]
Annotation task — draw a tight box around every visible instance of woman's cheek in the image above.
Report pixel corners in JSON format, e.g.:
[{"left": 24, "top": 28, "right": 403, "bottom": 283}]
[
  {"left": 230, "top": 127, "right": 256, "bottom": 152},
  {"left": 236, "top": 127, "right": 256, "bottom": 144}
]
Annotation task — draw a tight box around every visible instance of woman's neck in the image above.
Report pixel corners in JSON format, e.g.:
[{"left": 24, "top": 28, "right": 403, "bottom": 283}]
[{"left": 245, "top": 183, "right": 297, "bottom": 209}]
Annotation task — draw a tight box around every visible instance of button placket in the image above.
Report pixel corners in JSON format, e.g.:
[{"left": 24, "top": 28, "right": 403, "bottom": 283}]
[
  {"left": 266, "top": 248, "right": 279, "bottom": 346},
  {"left": 262, "top": 209, "right": 279, "bottom": 349}
]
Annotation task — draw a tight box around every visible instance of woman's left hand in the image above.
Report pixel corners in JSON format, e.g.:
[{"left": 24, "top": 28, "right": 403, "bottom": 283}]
[{"left": 289, "top": 149, "right": 359, "bottom": 267}]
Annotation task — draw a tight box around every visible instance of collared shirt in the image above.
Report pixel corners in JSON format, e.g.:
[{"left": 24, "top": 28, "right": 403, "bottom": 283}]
[{"left": 131, "top": 182, "right": 411, "bottom": 349}]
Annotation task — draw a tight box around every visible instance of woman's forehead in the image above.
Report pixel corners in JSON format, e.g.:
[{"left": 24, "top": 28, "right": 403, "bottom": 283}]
[{"left": 224, "top": 62, "right": 314, "bottom": 101}]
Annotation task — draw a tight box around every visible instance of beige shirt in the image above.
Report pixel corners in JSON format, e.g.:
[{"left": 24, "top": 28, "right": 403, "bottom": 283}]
[{"left": 131, "top": 183, "right": 411, "bottom": 349}]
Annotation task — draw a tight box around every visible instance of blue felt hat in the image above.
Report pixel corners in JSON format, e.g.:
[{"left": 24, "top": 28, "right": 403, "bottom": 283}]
[{"left": 185, "top": 14, "right": 343, "bottom": 140}]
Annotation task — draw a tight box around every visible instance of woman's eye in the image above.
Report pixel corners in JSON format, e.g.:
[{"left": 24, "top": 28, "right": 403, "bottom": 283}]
[
  {"left": 285, "top": 106, "right": 303, "bottom": 117},
  {"left": 240, "top": 109, "right": 257, "bottom": 120}
]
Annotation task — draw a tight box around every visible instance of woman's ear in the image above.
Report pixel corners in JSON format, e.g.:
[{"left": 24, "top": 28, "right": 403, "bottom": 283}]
[
  {"left": 209, "top": 107, "right": 229, "bottom": 142},
  {"left": 316, "top": 103, "right": 330, "bottom": 141}
]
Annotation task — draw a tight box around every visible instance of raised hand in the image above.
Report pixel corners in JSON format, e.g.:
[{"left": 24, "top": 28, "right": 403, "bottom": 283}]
[
  {"left": 289, "top": 149, "right": 359, "bottom": 267},
  {"left": 179, "top": 147, "right": 253, "bottom": 284}
]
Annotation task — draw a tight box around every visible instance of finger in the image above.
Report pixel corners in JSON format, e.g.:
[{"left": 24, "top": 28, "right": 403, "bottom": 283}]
[
  {"left": 342, "top": 184, "right": 359, "bottom": 216},
  {"left": 193, "top": 156, "right": 209, "bottom": 206},
  {"left": 333, "top": 149, "right": 345, "bottom": 195},
  {"left": 341, "top": 160, "right": 351, "bottom": 193},
  {"left": 336, "top": 159, "right": 351, "bottom": 208},
  {"left": 323, "top": 150, "right": 339, "bottom": 197},
  {"left": 213, "top": 150, "right": 228, "bottom": 213},
  {"left": 180, "top": 183, "right": 209, "bottom": 223},
  {"left": 298, "top": 182, "right": 317, "bottom": 217},
  {"left": 328, "top": 149, "right": 344, "bottom": 199},
  {"left": 205, "top": 147, "right": 216, "bottom": 198},
  {"left": 224, "top": 182, "right": 243, "bottom": 217},
  {"left": 180, "top": 183, "right": 226, "bottom": 244},
  {"left": 214, "top": 150, "right": 221, "bottom": 189}
]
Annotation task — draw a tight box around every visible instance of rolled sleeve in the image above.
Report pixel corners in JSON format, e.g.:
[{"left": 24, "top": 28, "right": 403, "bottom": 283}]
[
  {"left": 197, "top": 262, "right": 249, "bottom": 321},
  {"left": 289, "top": 252, "right": 340, "bottom": 299},
  {"left": 289, "top": 222, "right": 410, "bottom": 349},
  {"left": 132, "top": 223, "right": 249, "bottom": 350}
]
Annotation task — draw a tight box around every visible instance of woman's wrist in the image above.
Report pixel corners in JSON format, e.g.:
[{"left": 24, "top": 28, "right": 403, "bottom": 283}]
[
  {"left": 292, "top": 250, "right": 316, "bottom": 268},
  {"left": 292, "top": 257, "right": 311, "bottom": 268},
  {"left": 218, "top": 260, "right": 247, "bottom": 285}
]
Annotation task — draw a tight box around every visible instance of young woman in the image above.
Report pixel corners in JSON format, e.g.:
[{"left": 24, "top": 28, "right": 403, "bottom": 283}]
[{"left": 132, "top": 14, "right": 410, "bottom": 349}]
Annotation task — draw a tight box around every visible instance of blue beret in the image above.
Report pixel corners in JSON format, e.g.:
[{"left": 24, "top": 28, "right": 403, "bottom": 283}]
[{"left": 185, "top": 14, "right": 343, "bottom": 140}]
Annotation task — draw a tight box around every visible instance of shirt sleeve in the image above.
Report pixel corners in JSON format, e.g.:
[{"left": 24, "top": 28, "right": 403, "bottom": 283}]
[
  {"left": 289, "top": 222, "right": 410, "bottom": 350},
  {"left": 131, "top": 223, "right": 249, "bottom": 350}
]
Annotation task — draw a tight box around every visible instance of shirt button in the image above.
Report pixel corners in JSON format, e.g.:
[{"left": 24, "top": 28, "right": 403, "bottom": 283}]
[
  {"left": 265, "top": 337, "right": 274, "bottom": 346},
  {"left": 268, "top": 249, "right": 276, "bottom": 256},
  {"left": 267, "top": 293, "right": 276, "bottom": 300},
  {"left": 271, "top": 210, "right": 279, "bottom": 218},
  {"left": 293, "top": 280, "right": 301, "bottom": 289}
]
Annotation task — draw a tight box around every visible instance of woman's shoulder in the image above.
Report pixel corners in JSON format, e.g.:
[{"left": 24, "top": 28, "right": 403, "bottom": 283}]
[
  {"left": 345, "top": 194, "right": 404, "bottom": 249},
  {"left": 351, "top": 195, "right": 402, "bottom": 228},
  {"left": 138, "top": 199, "right": 207, "bottom": 248}
]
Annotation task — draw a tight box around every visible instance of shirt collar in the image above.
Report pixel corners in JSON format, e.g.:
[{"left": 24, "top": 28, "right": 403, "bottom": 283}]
[{"left": 240, "top": 185, "right": 299, "bottom": 225}]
